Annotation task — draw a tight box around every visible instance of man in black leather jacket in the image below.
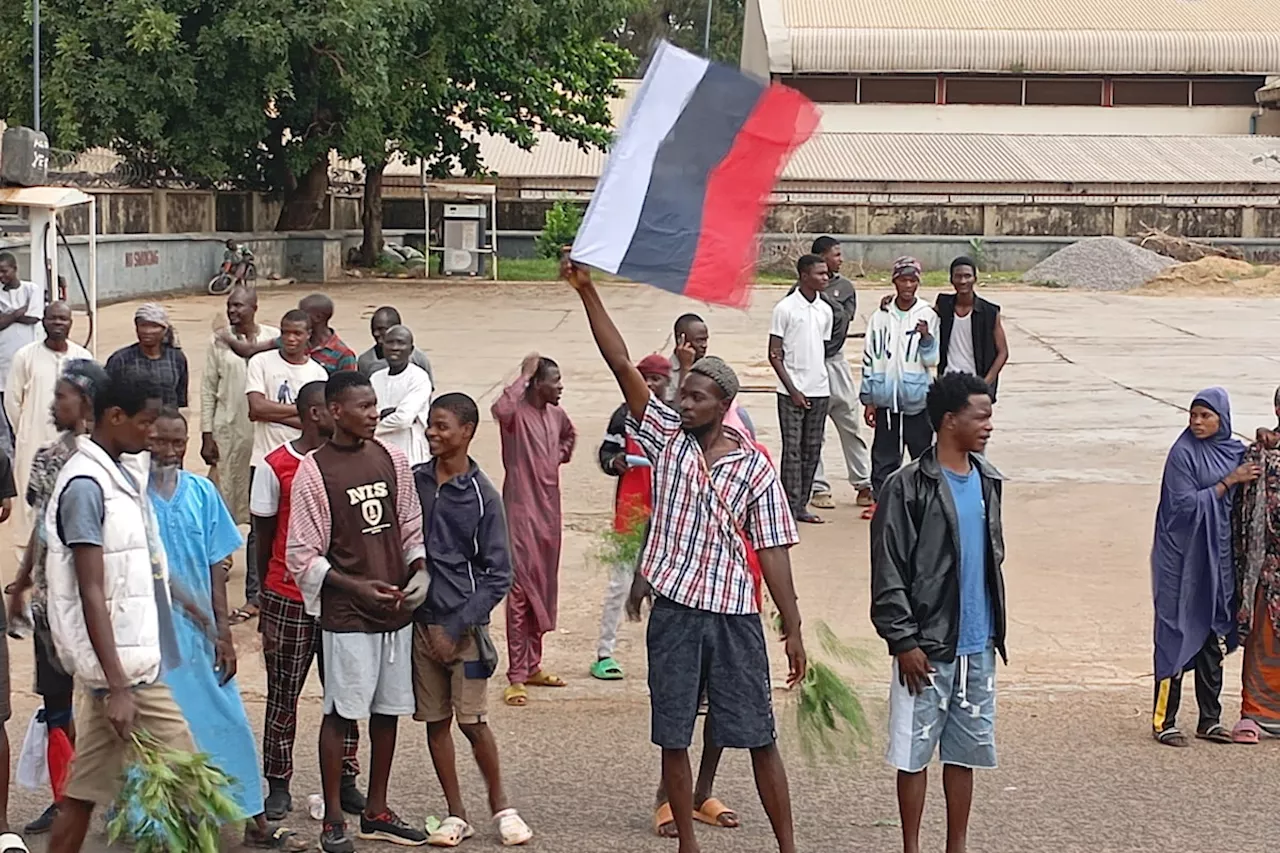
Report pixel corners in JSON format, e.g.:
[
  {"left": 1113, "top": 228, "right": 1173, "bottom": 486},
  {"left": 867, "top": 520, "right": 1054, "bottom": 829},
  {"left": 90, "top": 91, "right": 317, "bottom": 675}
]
[{"left": 870, "top": 371, "right": 1007, "bottom": 853}]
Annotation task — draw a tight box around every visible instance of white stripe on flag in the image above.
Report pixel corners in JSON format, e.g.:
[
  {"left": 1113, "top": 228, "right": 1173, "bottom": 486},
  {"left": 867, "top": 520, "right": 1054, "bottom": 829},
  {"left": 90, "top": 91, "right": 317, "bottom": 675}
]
[{"left": 570, "top": 42, "right": 710, "bottom": 274}]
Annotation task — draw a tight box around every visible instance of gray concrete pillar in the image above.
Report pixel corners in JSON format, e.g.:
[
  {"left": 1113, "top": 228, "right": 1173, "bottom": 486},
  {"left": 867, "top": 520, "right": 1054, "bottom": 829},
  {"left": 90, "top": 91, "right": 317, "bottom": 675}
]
[
  {"left": 1112, "top": 206, "right": 1129, "bottom": 238},
  {"left": 1241, "top": 206, "right": 1258, "bottom": 239},
  {"left": 982, "top": 205, "right": 999, "bottom": 236}
]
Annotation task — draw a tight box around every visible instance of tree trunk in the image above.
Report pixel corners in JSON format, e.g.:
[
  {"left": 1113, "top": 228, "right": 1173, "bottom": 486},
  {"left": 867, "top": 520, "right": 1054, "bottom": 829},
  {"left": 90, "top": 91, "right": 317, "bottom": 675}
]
[
  {"left": 359, "top": 160, "right": 386, "bottom": 267},
  {"left": 275, "top": 156, "right": 330, "bottom": 230}
]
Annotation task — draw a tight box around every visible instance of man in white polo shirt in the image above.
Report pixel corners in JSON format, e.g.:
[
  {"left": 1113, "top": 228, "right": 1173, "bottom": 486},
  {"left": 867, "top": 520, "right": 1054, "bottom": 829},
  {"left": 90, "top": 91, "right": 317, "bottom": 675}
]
[{"left": 768, "top": 254, "right": 832, "bottom": 524}]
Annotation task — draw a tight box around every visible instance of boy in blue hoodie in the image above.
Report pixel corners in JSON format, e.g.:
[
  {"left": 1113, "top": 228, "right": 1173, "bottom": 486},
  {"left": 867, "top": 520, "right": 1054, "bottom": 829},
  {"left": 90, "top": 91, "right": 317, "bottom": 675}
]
[{"left": 411, "top": 393, "right": 532, "bottom": 847}]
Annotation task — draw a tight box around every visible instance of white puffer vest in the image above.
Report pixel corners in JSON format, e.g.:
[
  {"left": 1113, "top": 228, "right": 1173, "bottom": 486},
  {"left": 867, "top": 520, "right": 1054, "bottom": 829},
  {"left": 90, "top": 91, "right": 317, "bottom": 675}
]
[{"left": 44, "top": 438, "right": 169, "bottom": 690}]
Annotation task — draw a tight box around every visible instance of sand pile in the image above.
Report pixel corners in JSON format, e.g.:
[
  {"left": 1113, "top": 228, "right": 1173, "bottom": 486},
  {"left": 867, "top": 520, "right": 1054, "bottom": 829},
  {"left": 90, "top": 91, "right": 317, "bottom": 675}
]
[
  {"left": 1022, "top": 237, "right": 1176, "bottom": 290},
  {"left": 1142, "top": 257, "right": 1258, "bottom": 290}
]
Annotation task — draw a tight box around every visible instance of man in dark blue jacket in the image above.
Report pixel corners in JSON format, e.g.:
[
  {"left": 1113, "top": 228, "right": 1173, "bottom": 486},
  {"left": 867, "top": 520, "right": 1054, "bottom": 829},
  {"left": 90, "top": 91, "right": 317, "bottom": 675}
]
[{"left": 411, "top": 393, "right": 532, "bottom": 846}]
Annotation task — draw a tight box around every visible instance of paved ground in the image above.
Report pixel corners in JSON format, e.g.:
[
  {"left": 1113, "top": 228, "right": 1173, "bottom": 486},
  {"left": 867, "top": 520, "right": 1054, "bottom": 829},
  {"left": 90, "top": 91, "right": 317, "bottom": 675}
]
[{"left": 8, "top": 280, "right": 1280, "bottom": 851}]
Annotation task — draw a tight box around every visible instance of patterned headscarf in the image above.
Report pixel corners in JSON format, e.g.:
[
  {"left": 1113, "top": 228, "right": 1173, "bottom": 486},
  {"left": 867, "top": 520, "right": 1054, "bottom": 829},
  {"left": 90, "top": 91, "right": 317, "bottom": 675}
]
[
  {"left": 134, "top": 303, "right": 170, "bottom": 328},
  {"left": 61, "top": 358, "right": 110, "bottom": 403}
]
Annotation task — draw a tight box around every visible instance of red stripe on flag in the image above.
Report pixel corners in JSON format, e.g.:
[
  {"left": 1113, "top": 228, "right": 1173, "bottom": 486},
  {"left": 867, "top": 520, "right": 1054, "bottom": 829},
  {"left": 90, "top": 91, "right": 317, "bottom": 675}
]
[{"left": 682, "top": 83, "right": 819, "bottom": 307}]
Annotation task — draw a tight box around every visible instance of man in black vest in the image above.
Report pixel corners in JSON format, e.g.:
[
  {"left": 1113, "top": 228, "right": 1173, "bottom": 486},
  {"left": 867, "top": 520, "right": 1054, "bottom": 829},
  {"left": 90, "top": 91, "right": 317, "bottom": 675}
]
[{"left": 935, "top": 257, "right": 1009, "bottom": 400}]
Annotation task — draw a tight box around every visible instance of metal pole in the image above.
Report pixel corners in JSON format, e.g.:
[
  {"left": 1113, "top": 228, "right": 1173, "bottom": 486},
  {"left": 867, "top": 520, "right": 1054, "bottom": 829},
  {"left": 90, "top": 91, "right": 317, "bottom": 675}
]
[
  {"left": 33, "top": 0, "right": 41, "bottom": 131},
  {"left": 88, "top": 199, "right": 97, "bottom": 357},
  {"left": 703, "top": 0, "right": 712, "bottom": 57}
]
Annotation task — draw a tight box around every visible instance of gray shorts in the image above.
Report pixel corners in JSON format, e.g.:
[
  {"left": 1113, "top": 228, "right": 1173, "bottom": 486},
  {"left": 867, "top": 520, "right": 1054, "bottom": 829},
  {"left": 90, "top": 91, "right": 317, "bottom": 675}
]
[
  {"left": 886, "top": 645, "right": 998, "bottom": 773},
  {"left": 321, "top": 626, "right": 415, "bottom": 720},
  {"left": 646, "top": 597, "right": 776, "bottom": 750}
]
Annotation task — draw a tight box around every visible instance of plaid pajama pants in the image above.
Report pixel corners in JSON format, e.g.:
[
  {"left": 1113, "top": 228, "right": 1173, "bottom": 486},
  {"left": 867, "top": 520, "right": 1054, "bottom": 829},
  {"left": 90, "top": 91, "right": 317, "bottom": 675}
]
[
  {"left": 261, "top": 591, "right": 361, "bottom": 782},
  {"left": 777, "top": 393, "right": 830, "bottom": 516}
]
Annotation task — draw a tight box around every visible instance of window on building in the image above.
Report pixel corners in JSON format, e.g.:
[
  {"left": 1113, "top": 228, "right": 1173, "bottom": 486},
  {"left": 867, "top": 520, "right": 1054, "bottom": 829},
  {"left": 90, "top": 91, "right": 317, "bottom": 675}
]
[
  {"left": 858, "top": 76, "right": 936, "bottom": 104},
  {"left": 1024, "top": 78, "right": 1104, "bottom": 106},
  {"left": 945, "top": 78, "right": 1023, "bottom": 105},
  {"left": 778, "top": 76, "right": 858, "bottom": 103},
  {"left": 1191, "top": 78, "right": 1265, "bottom": 106},
  {"left": 1111, "top": 79, "right": 1190, "bottom": 106}
]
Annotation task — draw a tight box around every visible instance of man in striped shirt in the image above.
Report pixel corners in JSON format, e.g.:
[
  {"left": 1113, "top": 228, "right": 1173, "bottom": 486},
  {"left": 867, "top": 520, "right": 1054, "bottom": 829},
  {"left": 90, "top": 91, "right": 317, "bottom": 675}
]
[{"left": 564, "top": 257, "right": 807, "bottom": 853}]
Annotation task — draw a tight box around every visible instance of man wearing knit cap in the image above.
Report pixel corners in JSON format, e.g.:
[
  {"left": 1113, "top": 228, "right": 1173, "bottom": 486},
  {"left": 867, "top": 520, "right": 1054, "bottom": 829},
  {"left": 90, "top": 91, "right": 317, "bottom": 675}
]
[
  {"left": 564, "top": 256, "right": 806, "bottom": 853},
  {"left": 861, "top": 256, "right": 939, "bottom": 517},
  {"left": 591, "top": 353, "right": 671, "bottom": 682}
]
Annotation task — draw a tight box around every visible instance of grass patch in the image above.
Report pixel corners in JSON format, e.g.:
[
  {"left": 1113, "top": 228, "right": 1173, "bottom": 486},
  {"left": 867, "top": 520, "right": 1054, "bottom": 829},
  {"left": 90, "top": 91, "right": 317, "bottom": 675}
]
[{"left": 486, "top": 258, "right": 1029, "bottom": 285}]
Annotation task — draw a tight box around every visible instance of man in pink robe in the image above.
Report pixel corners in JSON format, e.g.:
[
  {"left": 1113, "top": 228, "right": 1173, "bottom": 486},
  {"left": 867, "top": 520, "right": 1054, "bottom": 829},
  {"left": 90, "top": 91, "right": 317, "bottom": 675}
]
[{"left": 491, "top": 353, "right": 576, "bottom": 704}]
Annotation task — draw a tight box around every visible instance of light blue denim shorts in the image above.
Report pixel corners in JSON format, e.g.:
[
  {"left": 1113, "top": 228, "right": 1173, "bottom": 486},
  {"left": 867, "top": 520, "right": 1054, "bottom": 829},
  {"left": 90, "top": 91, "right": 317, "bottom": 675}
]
[{"left": 886, "top": 645, "right": 998, "bottom": 773}]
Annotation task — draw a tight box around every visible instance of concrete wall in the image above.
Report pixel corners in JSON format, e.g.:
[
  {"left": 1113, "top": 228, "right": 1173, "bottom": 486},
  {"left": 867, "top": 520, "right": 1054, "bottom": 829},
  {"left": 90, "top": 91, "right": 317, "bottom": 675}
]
[{"left": 815, "top": 103, "right": 1261, "bottom": 135}]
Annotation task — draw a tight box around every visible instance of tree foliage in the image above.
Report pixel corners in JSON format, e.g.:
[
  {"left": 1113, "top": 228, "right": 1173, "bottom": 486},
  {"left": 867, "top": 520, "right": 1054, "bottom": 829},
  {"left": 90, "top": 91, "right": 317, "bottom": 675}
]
[
  {"left": 0, "top": 0, "right": 632, "bottom": 233},
  {"left": 615, "top": 0, "right": 743, "bottom": 66}
]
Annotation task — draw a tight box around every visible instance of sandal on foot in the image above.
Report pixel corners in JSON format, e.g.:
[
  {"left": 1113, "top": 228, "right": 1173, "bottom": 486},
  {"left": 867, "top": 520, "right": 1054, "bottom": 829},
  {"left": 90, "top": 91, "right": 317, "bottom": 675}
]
[
  {"left": 694, "top": 797, "right": 739, "bottom": 828},
  {"left": 427, "top": 816, "right": 474, "bottom": 847},
  {"left": 856, "top": 488, "right": 874, "bottom": 507},
  {"left": 245, "top": 827, "right": 308, "bottom": 851},
  {"left": 1154, "top": 728, "right": 1190, "bottom": 747},
  {"left": 653, "top": 803, "right": 677, "bottom": 838},
  {"left": 504, "top": 684, "right": 528, "bottom": 706},
  {"left": 230, "top": 604, "right": 259, "bottom": 625},
  {"left": 526, "top": 670, "right": 566, "bottom": 687},
  {"left": 590, "top": 657, "right": 624, "bottom": 680},
  {"left": 494, "top": 809, "right": 532, "bottom": 846},
  {"left": 795, "top": 512, "right": 824, "bottom": 525},
  {"left": 1196, "top": 723, "right": 1233, "bottom": 744},
  {"left": 1232, "top": 719, "right": 1262, "bottom": 744},
  {"left": 860, "top": 503, "right": 877, "bottom": 520},
  {"left": 809, "top": 493, "right": 835, "bottom": 510}
]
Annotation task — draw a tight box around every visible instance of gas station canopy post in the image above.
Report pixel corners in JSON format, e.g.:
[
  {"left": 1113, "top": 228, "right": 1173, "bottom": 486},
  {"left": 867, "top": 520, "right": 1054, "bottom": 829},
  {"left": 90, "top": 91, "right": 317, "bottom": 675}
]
[{"left": 0, "top": 185, "right": 98, "bottom": 355}]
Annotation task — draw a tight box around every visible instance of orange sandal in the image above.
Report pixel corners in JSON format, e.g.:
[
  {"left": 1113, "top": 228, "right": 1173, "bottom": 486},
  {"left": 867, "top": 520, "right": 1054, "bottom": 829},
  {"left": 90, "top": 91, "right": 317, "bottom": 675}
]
[
  {"left": 694, "top": 798, "right": 739, "bottom": 828},
  {"left": 652, "top": 803, "right": 676, "bottom": 837}
]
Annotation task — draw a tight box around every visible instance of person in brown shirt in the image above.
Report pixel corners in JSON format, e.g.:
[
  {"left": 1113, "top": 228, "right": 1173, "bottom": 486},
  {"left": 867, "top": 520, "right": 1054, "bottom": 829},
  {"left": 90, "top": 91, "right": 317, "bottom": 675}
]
[{"left": 287, "top": 371, "right": 428, "bottom": 853}]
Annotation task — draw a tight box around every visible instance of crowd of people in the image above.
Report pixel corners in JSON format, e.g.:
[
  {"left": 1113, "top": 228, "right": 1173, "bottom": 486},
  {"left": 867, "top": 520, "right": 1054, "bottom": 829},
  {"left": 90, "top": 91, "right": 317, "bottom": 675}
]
[{"left": 0, "top": 234, "right": 1260, "bottom": 853}]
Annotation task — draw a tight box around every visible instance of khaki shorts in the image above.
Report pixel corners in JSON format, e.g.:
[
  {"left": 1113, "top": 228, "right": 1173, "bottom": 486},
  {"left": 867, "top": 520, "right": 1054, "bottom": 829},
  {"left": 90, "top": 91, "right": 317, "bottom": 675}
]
[
  {"left": 65, "top": 682, "right": 194, "bottom": 806},
  {"left": 412, "top": 624, "right": 489, "bottom": 725}
]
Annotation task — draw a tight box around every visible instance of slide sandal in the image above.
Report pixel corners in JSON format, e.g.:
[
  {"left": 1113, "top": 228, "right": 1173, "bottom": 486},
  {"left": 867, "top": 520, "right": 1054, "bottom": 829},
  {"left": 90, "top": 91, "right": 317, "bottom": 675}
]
[
  {"left": 526, "top": 670, "right": 566, "bottom": 688},
  {"left": 694, "top": 798, "right": 739, "bottom": 829},
  {"left": 860, "top": 504, "right": 877, "bottom": 520},
  {"left": 652, "top": 803, "right": 676, "bottom": 838},
  {"left": 1232, "top": 719, "right": 1262, "bottom": 744},
  {"left": 1196, "top": 723, "right": 1233, "bottom": 744},
  {"left": 503, "top": 684, "right": 528, "bottom": 706},
  {"left": 590, "top": 657, "right": 624, "bottom": 680}
]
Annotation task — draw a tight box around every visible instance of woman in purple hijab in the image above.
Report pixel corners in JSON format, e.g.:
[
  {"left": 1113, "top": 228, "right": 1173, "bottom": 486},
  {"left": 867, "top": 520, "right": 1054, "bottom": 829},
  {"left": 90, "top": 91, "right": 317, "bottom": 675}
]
[{"left": 1151, "top": 387, "right": 1259, "bottom": 746}]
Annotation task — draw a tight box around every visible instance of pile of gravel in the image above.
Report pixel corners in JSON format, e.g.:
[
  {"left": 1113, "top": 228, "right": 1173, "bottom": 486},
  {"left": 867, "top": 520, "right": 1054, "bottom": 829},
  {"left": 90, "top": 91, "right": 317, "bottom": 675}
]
[{"left": 1022, "top": 237, "right": 1177, "bottom": 291}]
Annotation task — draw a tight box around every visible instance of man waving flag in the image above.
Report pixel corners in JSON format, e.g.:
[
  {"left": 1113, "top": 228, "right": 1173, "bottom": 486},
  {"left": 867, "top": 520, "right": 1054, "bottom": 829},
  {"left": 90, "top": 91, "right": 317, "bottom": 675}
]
[{"left": 570, "top": 41, "right": 819, "bottom": 308}]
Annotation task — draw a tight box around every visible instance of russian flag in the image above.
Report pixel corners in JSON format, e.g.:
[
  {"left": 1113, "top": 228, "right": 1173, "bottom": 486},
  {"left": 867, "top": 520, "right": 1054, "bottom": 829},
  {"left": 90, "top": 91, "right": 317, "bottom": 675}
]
[{"left": 570, "top": 42, "right": 819, "bottom": 308}]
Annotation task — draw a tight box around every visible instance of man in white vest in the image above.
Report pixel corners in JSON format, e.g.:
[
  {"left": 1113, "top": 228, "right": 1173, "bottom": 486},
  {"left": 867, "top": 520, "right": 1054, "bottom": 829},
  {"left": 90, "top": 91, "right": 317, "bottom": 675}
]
[{"left": 44, "top": 376, "right": 194, "bottom": 853}]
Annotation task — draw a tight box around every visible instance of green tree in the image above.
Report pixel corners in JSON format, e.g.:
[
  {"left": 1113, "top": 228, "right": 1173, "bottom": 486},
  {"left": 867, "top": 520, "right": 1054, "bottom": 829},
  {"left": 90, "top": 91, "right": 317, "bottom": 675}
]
[
  {"left": 0, "top": 0, "right": 631, "bottom": 240},
  {"left": 615, "top": 0, "right": 743, "bottom": 66}
]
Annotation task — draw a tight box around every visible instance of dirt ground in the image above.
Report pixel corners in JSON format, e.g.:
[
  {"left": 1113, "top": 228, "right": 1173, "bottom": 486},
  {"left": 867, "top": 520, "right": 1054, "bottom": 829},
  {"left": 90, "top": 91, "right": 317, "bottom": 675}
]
[{"left": 7, "top": 279, "right": 1280, "bottom": 851}]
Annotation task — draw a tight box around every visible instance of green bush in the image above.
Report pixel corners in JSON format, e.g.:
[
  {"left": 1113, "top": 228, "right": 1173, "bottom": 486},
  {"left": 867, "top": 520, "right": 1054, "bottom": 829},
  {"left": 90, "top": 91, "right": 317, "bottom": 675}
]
[{"left": 534, "top": 201, "right": 584, "bottom": 259}]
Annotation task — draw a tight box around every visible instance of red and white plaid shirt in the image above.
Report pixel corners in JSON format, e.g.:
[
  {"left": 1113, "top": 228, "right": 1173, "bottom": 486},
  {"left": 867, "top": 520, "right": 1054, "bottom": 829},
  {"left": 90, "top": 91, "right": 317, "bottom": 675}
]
[{"left": 629, "top": 395, "right": 798, "bottom": 615}]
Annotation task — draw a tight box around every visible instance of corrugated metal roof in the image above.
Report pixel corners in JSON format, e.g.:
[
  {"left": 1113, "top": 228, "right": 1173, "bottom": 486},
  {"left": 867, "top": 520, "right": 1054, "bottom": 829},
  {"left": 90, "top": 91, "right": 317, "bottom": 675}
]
[
  {"left": 785, "top": 134, "right": 1280, "bottom": 184},
  {"left": 433, "top": 132, "right": 1280, "bottom": 188},
  {"left": 760, "top": 0, "right": 1280, "bottom": 73}
]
